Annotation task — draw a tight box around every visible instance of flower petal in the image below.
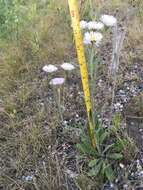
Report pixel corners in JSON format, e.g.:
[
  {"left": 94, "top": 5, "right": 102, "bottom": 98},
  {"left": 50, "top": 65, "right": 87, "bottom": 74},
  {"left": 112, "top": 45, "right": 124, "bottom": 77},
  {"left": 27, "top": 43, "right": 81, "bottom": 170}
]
[
  {"left": 42, "top": 65, "right": 58, "bottom": 73},
  {"left": 49, "top": 78, "right": 65, "bottom": 85}
]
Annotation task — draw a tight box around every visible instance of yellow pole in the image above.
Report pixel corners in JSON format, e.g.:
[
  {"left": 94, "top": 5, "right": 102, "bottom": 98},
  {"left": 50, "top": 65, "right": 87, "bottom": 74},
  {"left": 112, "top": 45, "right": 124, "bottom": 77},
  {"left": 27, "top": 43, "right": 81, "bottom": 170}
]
[{"left": 68, "top": 0, "right": 96, "bottom": 148}]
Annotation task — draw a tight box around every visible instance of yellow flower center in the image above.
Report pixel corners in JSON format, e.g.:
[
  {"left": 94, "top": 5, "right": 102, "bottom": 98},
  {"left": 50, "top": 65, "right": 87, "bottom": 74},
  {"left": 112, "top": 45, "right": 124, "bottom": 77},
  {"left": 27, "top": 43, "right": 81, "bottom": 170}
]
[{"left": 90, "top": 32, "right": 96, "bottom": 42}]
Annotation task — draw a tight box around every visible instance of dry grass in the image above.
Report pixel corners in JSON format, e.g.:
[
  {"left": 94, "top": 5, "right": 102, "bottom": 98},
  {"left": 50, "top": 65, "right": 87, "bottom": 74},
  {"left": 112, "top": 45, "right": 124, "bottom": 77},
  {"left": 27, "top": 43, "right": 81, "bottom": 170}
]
[{"left": 0, "top": 2, "right": 71, "bottom": 189}]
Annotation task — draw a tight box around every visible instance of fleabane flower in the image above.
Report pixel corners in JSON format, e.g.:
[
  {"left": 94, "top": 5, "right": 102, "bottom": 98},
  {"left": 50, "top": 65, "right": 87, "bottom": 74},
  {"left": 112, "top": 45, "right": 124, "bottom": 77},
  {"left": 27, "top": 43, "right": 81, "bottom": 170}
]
[
  {"left": 94, "top": 32, "right": 103, "bottom": 46},
  {"left": 100, "top": 14, "right": 117, "bottom": 27},
  {"left": 83, "top": 32, "right": 92, "bottom": 45},
  {"left": 49, "top": 77, "right": 65, "bottom": 86},
  {"left": 88, "top": 21, "right": 104, "bottom": 30},
  {"left": 80, "top": 20, "right": 88, "bottom": 29},
  {"left": 61, "top": 63, "right": 75, "bottom": 71},
  {"left": 42, "top": 64, "right": 58, "bottom": 73},
  {"left": 83, "top": 31, "right": 103, "bottom": 46}
]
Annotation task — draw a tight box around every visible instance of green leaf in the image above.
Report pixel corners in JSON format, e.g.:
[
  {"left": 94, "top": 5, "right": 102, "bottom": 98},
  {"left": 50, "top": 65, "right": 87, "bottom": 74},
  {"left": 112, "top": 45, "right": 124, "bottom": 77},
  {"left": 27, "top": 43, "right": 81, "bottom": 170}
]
[
  {"left": 100, "top": 131, "right": 110, "bottom": 144},
  {"left": 104, "top": 165, "right": 115, "bottom": 181},
  {"left": 88, "top": 161, "right": 103, "bottom": 177},
  {"left": 96, "top": 127, "right": 104, "bottom": 141},
  {"left": 108, "top": 153, "right": 123, "bottom": 160},
  {"left": 94, "top": 117, "right": 101, "bottom": 129},
  {"left": 101, "top": 161, "right": 106, "bottom": 176},
  {"left": 95, "top": 127, "right": 105, "bottom": 152},
  {"left": 113, "top": 139, "right": 128, "bottom": 152},
  {"left": 112, "top": 113, "right": 121, "bottom": 131},
  {"left": 76, "top": 144, "right": 85, "bottom": 154},
  {"left": 103, "top": 144, "right": 115, "bottom": 154},
  {"left": 88, "top": 159, "right": 99, "bottom": 167},
  {"left": 76, "top": 142, "right": 98, "bottom": 157}
]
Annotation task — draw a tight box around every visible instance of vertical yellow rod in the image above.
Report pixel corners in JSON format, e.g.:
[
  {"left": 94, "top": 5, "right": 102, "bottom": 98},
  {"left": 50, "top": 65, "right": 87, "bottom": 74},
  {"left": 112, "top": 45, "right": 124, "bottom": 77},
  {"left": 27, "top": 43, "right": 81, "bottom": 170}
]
[{"left": 68, "top": 0, "right": 96, "bottom": 148}]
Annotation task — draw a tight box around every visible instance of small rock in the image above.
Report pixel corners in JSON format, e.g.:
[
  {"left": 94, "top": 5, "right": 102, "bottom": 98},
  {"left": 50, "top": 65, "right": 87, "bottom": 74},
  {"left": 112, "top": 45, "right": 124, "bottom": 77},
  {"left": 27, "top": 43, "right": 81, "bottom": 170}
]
[
  {"left": 123, "top": 184, "right": 128, "bottom": 189},
  {"left": 119, "top": 90, "right": 125, "bottom": 94},
  {"left": 22, "top": 175, "right": 34, "bottom": 182},
  {"left": 119, "top": 163, "right": 124, "bottom": 169},
  {"left": 138, "top": 171, "right": 143, "bottom": 176},
  {"left": 65, "top": 169, "right": 78, "bottom": 178}
]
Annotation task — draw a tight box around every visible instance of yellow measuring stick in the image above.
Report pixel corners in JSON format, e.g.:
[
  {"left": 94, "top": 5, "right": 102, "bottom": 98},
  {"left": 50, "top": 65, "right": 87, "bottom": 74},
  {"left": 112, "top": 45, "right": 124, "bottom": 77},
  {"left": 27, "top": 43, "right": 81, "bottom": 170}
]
[{"left": 68, "top": 0, "right": 96, "bottom": 148}]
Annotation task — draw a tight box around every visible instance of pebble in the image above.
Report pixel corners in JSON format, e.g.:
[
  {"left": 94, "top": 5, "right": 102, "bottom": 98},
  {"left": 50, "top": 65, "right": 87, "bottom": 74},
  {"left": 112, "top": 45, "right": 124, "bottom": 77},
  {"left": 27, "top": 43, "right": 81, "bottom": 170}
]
[
  {"left": 103, "top": 183, "right": 114, "bottom": 190},
  {"left": 119, "top": 89, "right": 125, "bottom": 94},
  {"left": 22, "top": 175, "right": 34, "bottom": 182},
  {"left": 119, "top": 163, "right": 124, "bottom": 169},
  {"left": 123, "top": 184, "right": 128, "bottom": 189},
  {"left": 63, "top": 120, "right": 68, "bottom": 125},
  {"left": 114, "top": 102, "right": 124, "bottom": 111},
  {"left": 138, "top": 171, "right": 143, "bottom": 176},
  {"left": 123, "top": 98, "right": 128, "bottom": 103}
]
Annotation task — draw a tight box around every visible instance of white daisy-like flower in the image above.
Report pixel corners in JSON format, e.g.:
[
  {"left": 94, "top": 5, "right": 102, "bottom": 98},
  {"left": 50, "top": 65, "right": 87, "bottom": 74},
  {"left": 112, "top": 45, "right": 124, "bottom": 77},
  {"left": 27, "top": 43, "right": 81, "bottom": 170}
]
[
  {"left": 94, "top": 32, "right": 103, "bottom": 46},
  {"left": 42, "top": 64, "right": 58, "bottom": 73},
  {"left": 89, "top": 31, "right": 97, "bottom": 41},
  {"left": 94, "top": 22, "right": 104, "bottom": 30},
  {"left": 83, "top": 32, "right": 92, "bottom": 45},
  {"left": 80, "top": 20, "right": 88, "bottom": 29},
  {"left": 49, "top": 77, "right": 65, "bottom": 85},
  {"left": 83, "top": 31, "right": 103, "bottom": 46},
  {"left": 88, "top": 21, "right": 104, "bottom": 30},
  {"left": 100, "top": 14, "right": 117, "bottom": 27},
  {"left": 61, "top": 63, "right": 75, "bottom": 71}
]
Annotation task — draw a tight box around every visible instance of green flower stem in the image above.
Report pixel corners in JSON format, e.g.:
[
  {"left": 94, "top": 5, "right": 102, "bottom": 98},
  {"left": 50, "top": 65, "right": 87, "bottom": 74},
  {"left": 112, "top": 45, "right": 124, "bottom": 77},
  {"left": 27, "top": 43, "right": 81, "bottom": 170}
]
[
  {"left": 53, "top": 87, "right": 63, "bottom": 122},
  {"left": 89, "top": 44, "right": 96, "bottom": 123},
  {"left": 89, "top": 44, "right": 95, "bottom": 79},
  {"left": 42, "top": 76, "right": 52, "bottom": 112}
]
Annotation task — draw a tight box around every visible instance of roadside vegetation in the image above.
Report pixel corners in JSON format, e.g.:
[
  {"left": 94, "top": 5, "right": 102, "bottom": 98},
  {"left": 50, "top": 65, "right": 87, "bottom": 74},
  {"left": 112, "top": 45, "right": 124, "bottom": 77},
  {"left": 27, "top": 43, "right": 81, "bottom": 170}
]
[{"left": 0, "top": 0, "right": 143, "bottom": 189}]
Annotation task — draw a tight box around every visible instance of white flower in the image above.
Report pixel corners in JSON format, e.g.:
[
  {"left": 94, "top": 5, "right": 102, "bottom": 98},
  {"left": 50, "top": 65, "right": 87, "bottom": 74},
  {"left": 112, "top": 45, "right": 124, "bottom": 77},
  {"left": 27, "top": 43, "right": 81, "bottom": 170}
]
[
  {"left": 61, "top": 63, "right": 75, "bottom": 71},
  {"left": 83, "top": 32, "right": 92, "bottom": 45},
  {"left": 83, "top": 31, "right": 103, "bottom": 46},
  {"left": 88, "top": 21, "right": 104, "bottom": 30},
  {"left": 87, "top": 21, "right": 95, "bottom": 30},
  {"left": 93, "top": 22, "right": 104, "bottom": 30},
  {"left": 42, "top": 64, "right": 58, "bottom": 73},
  {"left": 100, "top": 14, "right": 117, "bottom": 27},
  {"left": 80, "top": 20, "right": 88, "bottom": 29},
  {"left": 49, "top": 78, "right": 65, "bottom": 85},
  {"left": 94, "top": 32, "right": 103, "bottom": 46}
]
